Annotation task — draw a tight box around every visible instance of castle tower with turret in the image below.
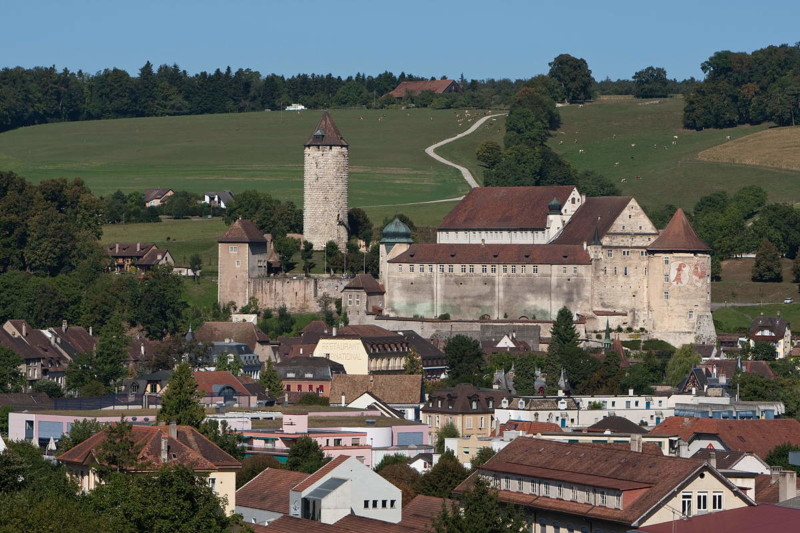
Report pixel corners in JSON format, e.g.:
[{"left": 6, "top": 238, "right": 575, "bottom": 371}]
[{"left": 303, "top": 112, "right": 349, "bottom": 250}]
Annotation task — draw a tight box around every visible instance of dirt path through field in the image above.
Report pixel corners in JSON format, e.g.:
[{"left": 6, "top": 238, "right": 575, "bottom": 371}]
[{"left": 425, "top": 113, "right": 506, "bottom": 188}]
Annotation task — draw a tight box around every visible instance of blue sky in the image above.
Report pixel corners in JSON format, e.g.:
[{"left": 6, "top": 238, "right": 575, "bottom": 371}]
[{"left": 4, "top": 0, "right": 799, "bottom": 81}]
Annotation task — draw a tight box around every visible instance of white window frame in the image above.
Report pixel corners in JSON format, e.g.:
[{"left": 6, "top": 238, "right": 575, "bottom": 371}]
[
  {"left": 696, "top": 492, "right": 707, "bottom": 512},
  {"left": 228, "top": 246, "right": 238, "bottom": 253},
  {"left": 712, "top": 492, "right": 723, "bottom": 510}
]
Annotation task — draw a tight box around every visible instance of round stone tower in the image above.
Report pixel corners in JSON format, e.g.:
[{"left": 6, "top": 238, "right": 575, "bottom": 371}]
[{"left": 303, "top": 112, "right": 349, "bottom": 250}]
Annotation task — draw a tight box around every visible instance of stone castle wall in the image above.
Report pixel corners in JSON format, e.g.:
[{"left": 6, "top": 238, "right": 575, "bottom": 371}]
[
  {"left": 247, "top": 277, "right": 349, "bottom": 314},
  {"left": 303, "top": 145, "right": 348, "bottom": 250}
]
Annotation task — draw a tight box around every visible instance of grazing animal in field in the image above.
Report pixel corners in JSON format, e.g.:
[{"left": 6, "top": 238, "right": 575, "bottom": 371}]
[
  {"left": 559, "top": 140, "right": 564, "bottom": 145},
  {"left": 635, "top": 176, "right": 641, "bottom": 180},
  {"left": 631, "top": 143, "right": 636, "bottom": 148},
  {"left": 673, "top": 135, "right": 679, "bottom": 139},
  {"left": 578, "top": 149, "right": 585, "bottom": 154},
  {"left": 621, "top": 178, "right": 627, "bottom": 183},
  {"left": 726, "top": 135, "right": 731, "bottom": 140},
  {"left": 614, "top": 162, "right": 620, "bottom": 167}
]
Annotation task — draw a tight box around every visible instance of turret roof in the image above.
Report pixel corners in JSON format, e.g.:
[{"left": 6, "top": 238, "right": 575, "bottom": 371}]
[
  {"left": 647, "top": 208, "right": 710, "bottom": 253},
  {"left": 304, "top": 112, "right": 348, "bottom": 147},
  {"left": 381, "top": 217, "right": 413, "bottom": 244}
]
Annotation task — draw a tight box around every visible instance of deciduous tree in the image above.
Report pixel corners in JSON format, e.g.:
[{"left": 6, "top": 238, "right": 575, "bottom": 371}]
[
  {"left": 548, "top": 54, "right": 594, "bottom": 103},
  {"left": 665, "top": 345, "right": 701, "bottom": 387},
  {"left": 286, "top": 436, "right": 329, "bottom": 473},
  {"left": 445, "top": 335, "right": 485, "bottom": 386},
  {"left": 752, "top": 239, "right": 783, "bottom": 282},
  {"left": 431, "top": 477, "right": 526, "bottom": 533}
]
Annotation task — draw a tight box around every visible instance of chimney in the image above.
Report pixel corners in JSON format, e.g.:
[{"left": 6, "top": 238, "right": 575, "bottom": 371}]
[
  {"left": 160, "top": 435, "right": 169, "bottom": 463},
  {"left": 50, "top": 334, "right": 55, "bottom": 346},
  {"left": 22, "top": 323, "right": 26, "bottom": 337},
  {"left": 628, "top": 388, "right": 634, "bottom": 396},
  {"left": 780, "top": 470, "right": 797, "bottom": 501},
  {"left": 62, "top": 320, "right": 67, "bottom": 333},
  {"left": 89, "top": 326, "right": 93, "bottom": 337},
  {"left": 332, "top": 327, "right": 337, "bottom": 337},
  {"left": 678, "top": 440, "right": 689, "bottom": 458},
  {"left": 771, "top": 465, "right": 782, "bottom": 483},
  {"left": 630, "top": 434, "right": 643, "bottom": 453},
  {"left": 137, "top": 242, "right": 141, "bottom": 252},
  {"left": 341, "top": 394, "right": 346, "bottom": 407},
  {"left": 708, "top": 451, "right": 716, "bottom": 469},
  {"left": 169, "top": 421, "right": 177, "bottom": 439},
  {"left": 115, "top": 243, "right": 119, "bottom": 254},
  {"left": 300, "top": 348, "right": 303, "bottom": 355}
]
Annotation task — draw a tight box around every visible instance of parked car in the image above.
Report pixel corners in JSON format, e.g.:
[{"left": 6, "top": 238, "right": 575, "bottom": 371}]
[{"left": 784, "top": 297, "right": 794, "bottom": 304}]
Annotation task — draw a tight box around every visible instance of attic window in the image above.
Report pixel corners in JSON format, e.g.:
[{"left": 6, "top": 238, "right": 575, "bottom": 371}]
[{"left": 450, "top": 252, "right": 456, "bottom": 257}]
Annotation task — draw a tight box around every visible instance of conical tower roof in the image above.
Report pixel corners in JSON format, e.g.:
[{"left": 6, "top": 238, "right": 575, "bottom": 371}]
[
  {"left": 648, "top": 208, "right": 710, "bottom": 253},
  {"left": 548, "top": 196, "right": 562, "bottom": 214},
  {"left": 304, "top": 111, "right": 348, "bottom": 147},
  {"left": 381, "top": 217, "right": 413, "bottom": 244}
]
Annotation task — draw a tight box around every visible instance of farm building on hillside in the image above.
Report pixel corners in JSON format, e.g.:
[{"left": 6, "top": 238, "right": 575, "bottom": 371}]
[{"left": 388, "top": 79, "right": 462, "bottom": 98}]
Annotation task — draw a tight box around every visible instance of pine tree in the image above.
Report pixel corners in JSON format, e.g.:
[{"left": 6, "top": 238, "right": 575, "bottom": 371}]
[
  {"left": 158, "top": 363, "right": 205, "bottom": 427},
  {"left": 95, "top": 419, "right": 143, "bottom": 478},
  {"left": 259, "top": 360, "right": 283, "bottom": 398},
  {"left": 752, "top": 239, "right": 783, "bottom": 282}
]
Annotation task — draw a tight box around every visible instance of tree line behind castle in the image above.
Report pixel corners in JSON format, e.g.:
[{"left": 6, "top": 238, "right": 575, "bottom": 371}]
[{"left": 3, "top": 43, "right": 799, "bottom": 133}]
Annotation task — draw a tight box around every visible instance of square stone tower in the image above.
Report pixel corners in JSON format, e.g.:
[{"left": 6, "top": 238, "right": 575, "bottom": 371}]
[
  {"left": 303, "top": 112, "right": 349, "bottom": 250},
  {"left": 217, "top": 218, "right": 269, "bottom": 308}
]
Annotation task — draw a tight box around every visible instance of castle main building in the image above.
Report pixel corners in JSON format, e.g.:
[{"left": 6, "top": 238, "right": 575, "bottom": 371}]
[{"left": 379, "top": 186, "right": 714, "bottom": 347}]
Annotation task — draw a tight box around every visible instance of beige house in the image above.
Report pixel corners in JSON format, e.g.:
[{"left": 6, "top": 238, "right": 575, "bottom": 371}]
[
  {"left": 57, "top": 422, "right": 241, "bottom": 514},
  {"left": 421, "top": 384, "right": 509, "bottom": 441},
  {"left": 312, "top": 325, "right": 410, "bottom": 375},
  {"left": 457, "top": 437, "right": 754, "bottom": 533},
  {"left": 748, "top": 316, "right": 792, "bottom": 358}
]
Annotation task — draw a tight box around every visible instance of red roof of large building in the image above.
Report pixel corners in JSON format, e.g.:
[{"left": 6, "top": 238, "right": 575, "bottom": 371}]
[
  {"left": 388, "top": 79, "right": 461, "bottom": 98},
  {"left": 439, "top": 186, "right": 576, "bottom": 230},
  {"left": 343, "top": 273, "right": 385, "bottom": 295},
  {"left": 218, "top": 219, "right": 268, "bottom": 243},
  {"left": 57, "top": 424, "right": 240, "bottom": 471},
  {"left": 494, "top": 420, "right": 563, "bottom": 436},
  {"left": 650, "top": 417, "right": 800, "bottom": 460},
  {"left": 647, "top": 208, "right": 710, "bottom": 252},
  {"left": 292, "top": 455, "right": 350, "bottom": 491},
  {"left": 192, "top": 370, "right": 252, "bottom": 396},
  {"left": 553, "top": 196, "right": 637, "bottom": 245},
  {"left": 458, "top": 437, "right": 746, "bottom": 527},
  {"left": 236, "top": 468, "right": 309, "bottom": 514},
  {"left": 389, "top": 243, "right": 591, "bottom": 265},
  {"left": 636, "top": 504, "right": 800, "bottom": 533}
]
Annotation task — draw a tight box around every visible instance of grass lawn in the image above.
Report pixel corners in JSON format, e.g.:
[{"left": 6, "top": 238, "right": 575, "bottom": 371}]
[
  {"left": 713, "top": 304, "right": 800, "bottom": 334},
  {"left": 101, "top": 217, "right": 229, "bottom": 275},
  {"left": 712, "top": 257, "right": 797, "bottom": 304},
  {"left": 550, "top": 96, "right": 800, "bottom": 211},
  {"left": 0, "top": 109, "right": 478, "bottom": 224}
]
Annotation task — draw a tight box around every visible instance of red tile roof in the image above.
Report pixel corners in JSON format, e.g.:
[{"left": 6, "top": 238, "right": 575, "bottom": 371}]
[
  {"left": 218, "top": 219, "right": 268, "bottom": 243},
  {"left": 330, "top": 374, "right": 424, "bottom": 405},
  {"left": 343, "top": 274, "right": 385, "bottom": 295},
  {"left": 106, "top": 242, "right": 156, "bottom": 258},
  {"left": 494, "top": 420, "right": 563, "bottom": 436},
  {"left": 753, "top": 473, "right": 800, "bottom": 504},
  {"left": 195, "top": 321, "right": 270, "bottom": 349},
  {"left": 647, "top": 208, "right": 711, "bottom": 252},
  {"left": 143, "top": 188, "right": 172, "bottom": 203},
  {"left": 637, "top": 504, "right": 800, "bottom": 533},
  {"left": 252, "top": 516, "right": 355, "bottom": 533},
  {"left": 553, "top": 196, "right": 636, "bottom": 245},
  {"left": 292, "top": 455, "right": 350, "bottom": 492},
  {"left": 650, "top": 417, "right": 800, "bottom": 460},
  {"left": 389, "top": 243, "right": 591, "bottom": 265},
  {"left": 338, "top": 325, "right": 399, "bottom": 338},
  {"left": 698, "top": 360, "right": 775, "bottom": 380},
  {"left": 457, "top": 437, "right": 739, "bottom": 526},
  {"left": 236, "top": 468, "right": 308, "bottom": 513},
  {"left": 439, "top": 186, "right": 576, "bottom": 230},
  {"left": 57, "top": 424, "right": 240, "bottom": 470},
  {"left": 304, "top": 112, "right": 348, "bottom": 147},
  {"left": 192, "top": 371, "right": 252, "bottom": 396},
  {"left": 388, "top": 80, "right": 461, "bottom": 98}
]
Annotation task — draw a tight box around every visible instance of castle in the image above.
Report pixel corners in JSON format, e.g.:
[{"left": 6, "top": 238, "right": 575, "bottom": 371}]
[
  {"left": 378, "top": 186, "right": 715, "bottom": 347},
  {"left": 218, "top": 113, "right": 714, "bottom": 347}
]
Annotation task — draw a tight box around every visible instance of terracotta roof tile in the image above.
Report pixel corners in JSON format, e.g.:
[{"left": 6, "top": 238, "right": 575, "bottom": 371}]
[
  {"left": 330, "top": 374, "right": 424, "bottom": 405},
  {"left": 251, "top": 516, "right": 355, "bottom": 533},
  {"left": 553, "top": 196, "right": 636, "bottom": 245},
  {"left": 218, "top": 219, "right": 268, "bottom": 243},
  {"left": 136, "top": 246, "right": 171, "bottom": 266},
  {"left": 105, "top": 242, "right": 155, "bottom": 258},
  {"left": 343, "top": 273, "right": 385, "bottom": 295},
  {"left": 650, "top": 417, "right": 800, "bottom": 460},
  {"left": 304, "top": 112, "right": 348, "bottom": 147},
  {"left": 388, "top": 80, "right": 461, "bottom": 98},
  {"left": 292, "top": 455, "right": 350, "bottom": 491},
  {"left": 236, "top": 468, "right": 308, "bottom": 513},
  {"left": 57, "top": 424, "right": 240, "bottom": 470},
  {"left": 388, "top": 243, "right": 591, "bottom": 265},
  {"left": 195, "top": 321, "right": 270, "bottom": 349},
  {"left": 637, "top": 504, "right": 800, "bottom": 533},
  {"left": 143, "top": 188, "right": 172, "bottom": 202},
  {"left": 439, "top": 186, "right": 576, "bottom": 230},
  {"left": 494, "top": 420, "right": 563, "bottom": 436},
  {"left": 457, "top": 437, "right": 721, "bottom": 526},
  {"left": 691, "top": 449, "right": 755, "bottom": 470},
  {"left": 191, "top": 370, "right": 252, "bottom": 396},
  {"left": 647, "top": 208, "right": 710, "bottom": 252}
]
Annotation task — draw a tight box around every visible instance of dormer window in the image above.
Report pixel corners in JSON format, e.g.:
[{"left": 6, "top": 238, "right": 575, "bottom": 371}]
[
  {"left": 518, "top": 399, "right": 525, "bottom": 409},
  {"left": 437, "top": 400, "right": 442, "bottom": 408},
  {"left": 471, "top": 400, "right": 477, "bottom": 410},
  {"left": 488, "top": 399, "right": 494, "bottom": 409}
]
